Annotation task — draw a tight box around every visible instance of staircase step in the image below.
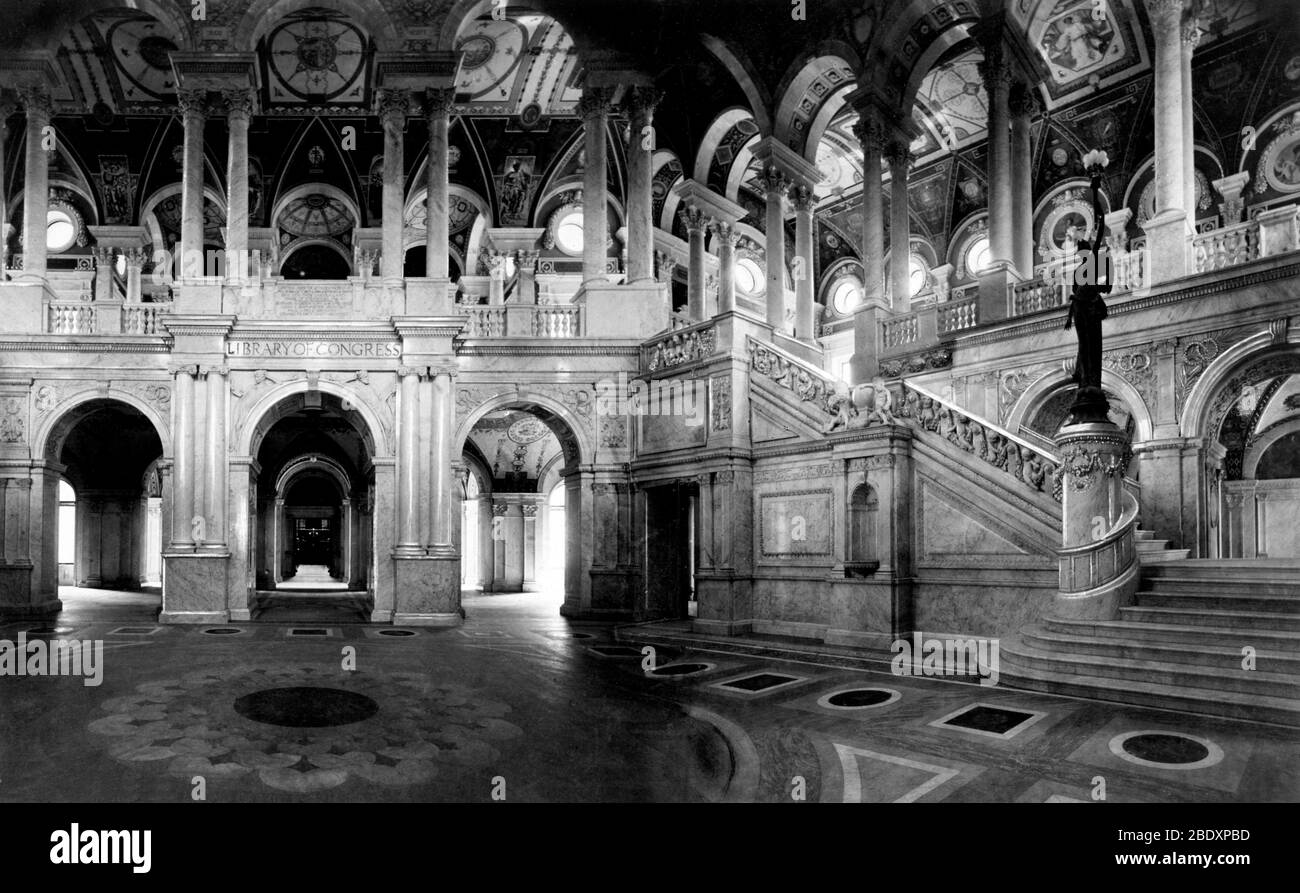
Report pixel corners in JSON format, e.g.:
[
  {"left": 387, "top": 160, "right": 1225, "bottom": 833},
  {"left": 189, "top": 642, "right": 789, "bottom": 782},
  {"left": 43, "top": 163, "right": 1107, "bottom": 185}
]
[
  {"left": 1120, "top": 605, "right": 1300, "bottom": 632},
  {"left": 999, "top": 638, "right": 1300, "bottom": 727},
  {"left": 1135, "top": 539, "right": 1170, "bottom": 552},
  {"left": 1002, "top": 629, "right": 1300, "bottom": 698},
  {"left": 1044, "top": 616, "right": 1300, "bottom": 653},
  {"left": 1024, "top": 623, "right": 1300, "bottom": 672},
  {"left": 1143, "top": 559, "right": 1300, "bottom": 580},
  {"left": 1138, "top": 549, "right": 1192, "bottom": 563},
  {"left": 1135, "top": 529, "right": 1157, "bottom": 541},
  {"left": 1137, "top": 589, "right": 1300, "bottom": 613}
]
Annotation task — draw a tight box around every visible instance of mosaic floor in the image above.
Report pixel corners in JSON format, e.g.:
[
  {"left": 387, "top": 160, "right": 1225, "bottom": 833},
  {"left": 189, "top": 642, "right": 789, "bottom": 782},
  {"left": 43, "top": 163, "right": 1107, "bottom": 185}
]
[{"left": 1, "top": 587, "right": 1297, "bottom": 803}]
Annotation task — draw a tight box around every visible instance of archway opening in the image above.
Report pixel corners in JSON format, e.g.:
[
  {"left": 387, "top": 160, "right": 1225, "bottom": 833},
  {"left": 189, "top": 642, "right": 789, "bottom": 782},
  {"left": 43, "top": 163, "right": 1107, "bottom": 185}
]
[
  {"left": 460, "top": 405, "right": 575, "bottom": 603},
  {"left": 251, "top": 392, "right": 375, "bottom": 615},
  {"left": 1219, "top": 370, "right": 1300, "bottom": 559},
  {"left": 280, "top": 244, "right": 351, "bottom": 279},
  {"left": 44, "top": 399, "right": 165, "bottom": 617}
]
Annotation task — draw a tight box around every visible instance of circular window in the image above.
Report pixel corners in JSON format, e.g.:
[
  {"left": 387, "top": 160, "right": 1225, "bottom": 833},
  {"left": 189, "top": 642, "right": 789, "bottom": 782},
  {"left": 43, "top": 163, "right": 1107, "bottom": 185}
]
[
  {"left": 46, "top": 210, "right": 77, "bottom": 253},
  {"left": 964, "top": 235, "right": 992, "bottom": 276},
  {"left": 908, "top": 255, "right": 928, "bottom": 297},
  {"left": 554, "top": 210, "right": 584, "bottom": 255},
  {"left": 734, "top": 257, "right": 764, "bottom": 296},
  {"left": 832, "top": 277, "right": 863, "bottom": 315}
]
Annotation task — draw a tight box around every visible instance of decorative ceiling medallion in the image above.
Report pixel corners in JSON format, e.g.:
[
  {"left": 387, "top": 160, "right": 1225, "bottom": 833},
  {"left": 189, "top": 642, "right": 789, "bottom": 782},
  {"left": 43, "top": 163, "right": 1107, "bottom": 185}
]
[
  {"left": 456, "top": 19, "right": 527, "bottom": 101},
  {"left": 507, "top": 416, "right": 549, "bottom": 445},
  {"left": 1258, "top": 117, "right": 1300, "bottom": 195},
  {"left": 267, "top": 9, "right": 367, "bottom": 104}
]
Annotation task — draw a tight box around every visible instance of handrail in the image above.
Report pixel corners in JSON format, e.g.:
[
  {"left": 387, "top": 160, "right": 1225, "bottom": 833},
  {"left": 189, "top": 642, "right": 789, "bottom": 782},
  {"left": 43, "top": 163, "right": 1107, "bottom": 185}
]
[
  {"left": 897, "top": 379, "right": 1061, "bottom": 502},
  {"left": 1057, "top": 488, "right": 1139, "bottom": 599},
  {"left": 747, "top": 335, "right": 840, "bottom": 414}
]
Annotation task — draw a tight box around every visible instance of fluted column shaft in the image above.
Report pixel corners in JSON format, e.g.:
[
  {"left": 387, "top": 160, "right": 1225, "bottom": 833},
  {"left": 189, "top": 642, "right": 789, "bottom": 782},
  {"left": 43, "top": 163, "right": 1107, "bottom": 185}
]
[
  {"left": 680, "top": 207, "right": 709, "bottom": 321},
  {"left": 378, "top": 89, "right": 409, "bottom": 283},
  {"left": 178, "top": 90, "right": 207, "bottom": 279},
  {"left": 759, "top": 167, "right": 790, "bottom": 331},
  {"left": 626, "top": 87, "right": 660, "bottom": 283},
  {"left": 0, "top": 99, "right": 14, "bottom": 276},
  {"left": 885, "top": 142, "right": 914, "bottom": 311},
  {"left": 396, "top": 367, "right": 422, "bottom": 553},
  {"left": 792, "top": 185, "right": 816, "bottom": 342},
  {"left": 579, "top": 88, "right": 613, "bottom": 286},
  {"left": 224, "top": 89, "right": 252, "bottom": 282},
  {"left": 20, "top": 88, "right": 52, "bottom": 280},
  {"left": 425, "top": 88, "right": 455, "bottom": 279}
]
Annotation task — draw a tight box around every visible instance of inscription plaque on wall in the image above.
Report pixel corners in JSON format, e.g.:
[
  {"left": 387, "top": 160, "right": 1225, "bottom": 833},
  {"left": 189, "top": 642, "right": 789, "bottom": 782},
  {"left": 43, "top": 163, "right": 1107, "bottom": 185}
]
[
  {"left": 275, "top": 283, "right": 354, "bottom": 315},
  {"left": 227, "top": 340, "right": 401, "bottom": 358},
  {"left": 759, "top": 490, "right": 832, "bottom": 557}
]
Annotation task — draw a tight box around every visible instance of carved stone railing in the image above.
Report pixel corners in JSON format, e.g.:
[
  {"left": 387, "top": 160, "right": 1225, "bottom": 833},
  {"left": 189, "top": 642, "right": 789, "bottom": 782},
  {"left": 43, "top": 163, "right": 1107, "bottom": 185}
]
[
  {"left": 1111, "top": 245, "right": 1147, "bottom": 293},
  {"left": 531, "top": 305, "right": 581, "bottom": 338},
  {"left": 1010, "top": 277, "right": 1067, "bottom": 316},
  {"left": 642, "top": 319, "right": 718, "bottom": 372},
  {"left": 1057, "top": 487, "right": 1139, "bottom": 600},
  {"left": 47, "top": 301, "right": 96, "bottom": 335},
  {"left": 123, "top": 302, "right": 172, "bottom": 335},
  {"left": 937, "top": 296, "right": 978, "bottom": 334},
  {"left": 880, "top": 312, "right": 919, "bottom": 349},
  {"left": 748, "top": 335, "right": 839, "bottom": 415},
  {"left": 462, "top": 306, "right": 506, "bottom": 337},
  {"left": 897, "top": 379, "right": 1061, "bottom": 503},
  {"left": 1192, "top": 219, "right": 1260, "bottom": 274}
]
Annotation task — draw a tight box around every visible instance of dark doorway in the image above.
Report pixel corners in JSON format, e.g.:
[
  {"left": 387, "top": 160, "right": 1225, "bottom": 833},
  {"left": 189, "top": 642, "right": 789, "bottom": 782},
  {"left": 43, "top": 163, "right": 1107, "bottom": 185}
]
[
  {"left": 281, "top": 244, "right": 351, "bottom": 279},
  {"left": 404, "top": 246, "right": 461, "bottom": 280},
  {"left": 644, "top": 481, "right": 697, "bottom": 619}
]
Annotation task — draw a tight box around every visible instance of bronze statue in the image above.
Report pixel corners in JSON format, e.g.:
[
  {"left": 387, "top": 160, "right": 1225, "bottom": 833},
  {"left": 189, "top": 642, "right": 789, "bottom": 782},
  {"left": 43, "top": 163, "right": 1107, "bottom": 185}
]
[{"left": 1063, "top": 170, "right": 1113, "bottom": 424}]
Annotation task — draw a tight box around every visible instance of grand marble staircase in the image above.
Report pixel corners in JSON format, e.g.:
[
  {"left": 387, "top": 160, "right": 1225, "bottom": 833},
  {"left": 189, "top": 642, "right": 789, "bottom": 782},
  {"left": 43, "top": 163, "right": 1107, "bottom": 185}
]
[{"left": 1002, "top": 557, "right": 1300, "bottom": 727}]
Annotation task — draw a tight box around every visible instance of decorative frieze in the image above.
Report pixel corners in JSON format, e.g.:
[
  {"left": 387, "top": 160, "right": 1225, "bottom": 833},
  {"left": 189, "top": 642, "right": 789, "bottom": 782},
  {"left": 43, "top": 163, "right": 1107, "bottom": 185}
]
[
  {"left": 0, "top": 397, "right": 24, "bottom": 443},
  {"left": 754, "top": 462, "right": 835, "bottom": 483},
  {"left": 710, "top": 376, "right": 731, "bottom": 432},
  {"left": 644, "top": 324, "right": 717, "bottom": 372}
]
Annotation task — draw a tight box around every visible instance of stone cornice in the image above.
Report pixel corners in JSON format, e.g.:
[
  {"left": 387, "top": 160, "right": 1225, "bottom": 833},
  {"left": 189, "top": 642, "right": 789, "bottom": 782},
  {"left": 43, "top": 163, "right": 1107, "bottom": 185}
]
[{"left": 0, "top": 337, "right": 170, "bottom": 353}]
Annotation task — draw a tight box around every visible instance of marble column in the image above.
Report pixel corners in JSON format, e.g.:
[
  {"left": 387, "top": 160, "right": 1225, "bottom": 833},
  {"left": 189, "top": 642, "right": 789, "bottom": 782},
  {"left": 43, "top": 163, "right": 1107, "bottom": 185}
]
[
  {"left": 178, "top": 90, "right": 207, "bottom": 280},
  {"left": 710, "top": 220, "right": 738, "bottom": 314},
  {"left": 679, "top": 206, "right": 709, "bottom": 322},
  {"left": 0, "top": 97, "right": 14, "bottom": 275},
  {"left": 853, "top": 114, "right": 887, "bottom": 305},
  {"left": 1147, "top": 0, "right": 1188, "bottom": 226},
  {"left": 429, "top": 368, "right": 453, "bottom": 551},
  {"left": 125, "top": 248, "right": 146, "bottom": 303},
  {"left": 884, "top": 141, "right": 914, "bottom": 311},
  {"left": 19, "top": 87, "right": 52, "bottom": 280},
  {"left": 758, "top": 165, "right": 790, "bottom": 331},
  {"left": 578, "top": 87, "right": 614, "bottom": 286},
  {"left": 626, "top": 87, "right": 660, "bottom": 284},
  {"left": 204, "top": 365, "right": 227, "bottom": 549},
  {"left": 791, "top": 184, "right": 816, "bottom": 342},
  {"left": 223, "top": 89, "right": 252, "bottom": 283},
  {"left": 395, "top": 367, "right": 422, "bottom": 554},
  {"left": 93, "top": 246, "right": 115, "bottom": 302},
  {"left": 1009, "top": 83, "right": 1037, "bottom": 278},
  {"left": 1181, "top": 15, "right": 1201, "bottom": 228},
  {"left": 980, "top": 50, "right": 1015, "bottom": 268},
  {"left": 425, "top": 87, "right": 455, "bottom": 279},
  {"left": 377, "top": 89, "right": 409, "bottom": 284},
  {"left": 170, "top": 366, "right": 196, "bottom": 549}
]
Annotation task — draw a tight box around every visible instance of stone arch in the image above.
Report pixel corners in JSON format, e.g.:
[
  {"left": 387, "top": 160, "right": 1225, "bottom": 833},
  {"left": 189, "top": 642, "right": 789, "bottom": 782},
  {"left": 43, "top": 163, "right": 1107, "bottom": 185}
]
[
  {"left": 1243, "top": 417, "right": 1300, "bottom": 480},
  {"left": 233, "top": 0, "right": 401, "bottom": 51},
  {"left": 140, "top": 182, "right": 228, "bottom": 252},
  {"left": 1007, "top": 368, "right": 1154, "bottom": 444},
  {"left": 237, "top": 379, "right": 391, "bottom": 459},
  {"left": 278, "top": 238, "right": 354, "bottom": 275},
  {"left": 694, "top": 107, "right": 757, "bottom": 184},
  {"left": 275, "top": 453, "right": 352, "bottom": 499},
  {"left": 1181, "top": 330, "right": 1300, "bottom": 440},
  {"left": 17, "top": 0, "right": 194, "bottom": 52},
  {"left": 35, "top": 387, "right": 172, "bottom": 463},
  {"left": 453, "top": 391, "right": 591, "bottom": 473},
  {"left": 771, "top": 53, "right": 857, "bottom": 159},
  {"left": 697, "top": 33, "right": 773, "bottom": 136}
]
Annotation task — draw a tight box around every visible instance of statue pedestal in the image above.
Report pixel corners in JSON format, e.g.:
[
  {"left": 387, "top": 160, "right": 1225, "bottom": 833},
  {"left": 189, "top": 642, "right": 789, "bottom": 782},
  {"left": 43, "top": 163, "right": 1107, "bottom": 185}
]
[{"left": 1052, "top": 421, "right": 1137, "bottom": 620}]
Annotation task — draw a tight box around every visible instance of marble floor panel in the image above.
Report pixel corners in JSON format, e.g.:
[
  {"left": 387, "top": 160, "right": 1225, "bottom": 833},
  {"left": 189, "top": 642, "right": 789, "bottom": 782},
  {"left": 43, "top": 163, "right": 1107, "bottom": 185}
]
[{"left": 0, "top": 586, "right": 1297, "bottom": 803}]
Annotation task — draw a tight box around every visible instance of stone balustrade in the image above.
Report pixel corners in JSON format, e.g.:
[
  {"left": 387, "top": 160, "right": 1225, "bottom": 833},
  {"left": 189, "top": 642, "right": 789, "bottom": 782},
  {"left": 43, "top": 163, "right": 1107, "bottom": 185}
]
[
  {"left": 457, "top": 304, "right": 583, "bottom": 339},
  {"left": 46, "top": 300, "right": 171, "bottom": 336},
  {"left": 880, "top": 313, "right": 919, "bottom": 349},
  {"left": 1193, "top": 218, "right": 1260, "bottom": 274},
  {"left": 936, "top": 296, "right": 978, "bottom": 334},
  {"left": 47, "top": 301, "right": 96, "bottom": 335}
]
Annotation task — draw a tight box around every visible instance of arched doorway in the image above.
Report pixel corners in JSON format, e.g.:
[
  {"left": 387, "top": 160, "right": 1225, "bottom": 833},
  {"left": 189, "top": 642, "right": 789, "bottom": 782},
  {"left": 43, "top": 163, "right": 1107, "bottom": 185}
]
[
  {"left": 455, "top": 399, "right": 585, "bottom": 610},
  {"left": 248, "top": 392, "right": 376, "bottom": 619},
  {"left": 280, "top": 244, "right": 351, "bottom": 279},
  {"left": 39, "top": 398, "right": 167, "bottom": 616}
]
